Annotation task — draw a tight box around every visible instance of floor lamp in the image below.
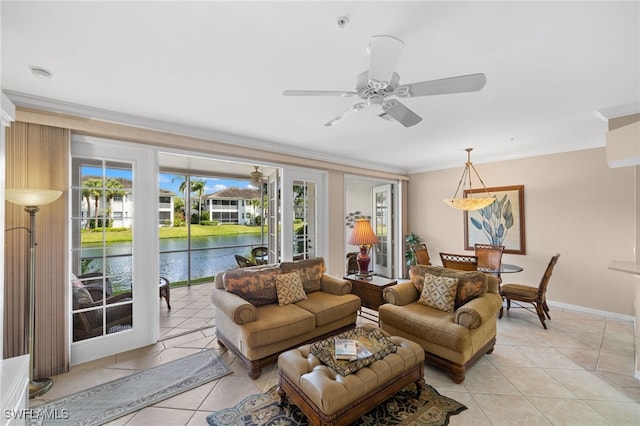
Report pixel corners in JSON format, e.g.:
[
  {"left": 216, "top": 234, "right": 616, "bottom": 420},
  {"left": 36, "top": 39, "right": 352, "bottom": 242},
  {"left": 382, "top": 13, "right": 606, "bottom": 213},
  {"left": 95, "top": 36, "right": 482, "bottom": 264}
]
[{"left": 5, "top": 188, "right": 62, "bottom": 398}]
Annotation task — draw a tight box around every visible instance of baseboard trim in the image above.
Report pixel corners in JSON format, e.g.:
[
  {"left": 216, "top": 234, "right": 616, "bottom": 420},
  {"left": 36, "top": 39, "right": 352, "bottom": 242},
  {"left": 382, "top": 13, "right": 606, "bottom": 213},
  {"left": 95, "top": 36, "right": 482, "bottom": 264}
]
[{"left": 546, "top": 300, "right": 634, "bottom": 322}]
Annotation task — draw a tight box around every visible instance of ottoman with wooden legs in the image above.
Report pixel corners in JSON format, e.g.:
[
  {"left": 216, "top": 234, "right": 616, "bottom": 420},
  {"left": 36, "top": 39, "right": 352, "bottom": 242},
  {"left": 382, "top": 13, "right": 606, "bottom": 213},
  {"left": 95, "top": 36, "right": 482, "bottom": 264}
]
[{"left": 277, "top": 328, "right": 425, "bottom": 426}]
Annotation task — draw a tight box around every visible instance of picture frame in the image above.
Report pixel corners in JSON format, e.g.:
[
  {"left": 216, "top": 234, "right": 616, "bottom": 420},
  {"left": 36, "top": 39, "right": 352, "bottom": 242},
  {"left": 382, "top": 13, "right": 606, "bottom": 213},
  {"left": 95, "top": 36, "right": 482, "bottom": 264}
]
[{"left": 464, "top": 185, "right": 526, "bottom": 255}]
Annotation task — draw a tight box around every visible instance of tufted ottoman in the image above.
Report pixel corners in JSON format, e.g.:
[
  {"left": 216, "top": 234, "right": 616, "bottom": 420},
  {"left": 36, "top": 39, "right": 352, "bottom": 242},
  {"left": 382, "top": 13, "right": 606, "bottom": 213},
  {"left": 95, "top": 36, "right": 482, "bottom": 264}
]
[{"left": 277, "top": 332, "right": 425, "bottom": 426}]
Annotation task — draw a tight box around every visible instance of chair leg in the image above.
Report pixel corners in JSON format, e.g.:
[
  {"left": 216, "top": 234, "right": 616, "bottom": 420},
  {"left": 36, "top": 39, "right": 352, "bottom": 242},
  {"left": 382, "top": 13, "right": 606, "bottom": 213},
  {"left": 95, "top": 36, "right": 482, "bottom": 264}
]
[
  {"left": 535, "top": 303, "right": 547, "bottom": 329},
  {"left": 542, "top": 300, "right": 550, "bottom": 319}
]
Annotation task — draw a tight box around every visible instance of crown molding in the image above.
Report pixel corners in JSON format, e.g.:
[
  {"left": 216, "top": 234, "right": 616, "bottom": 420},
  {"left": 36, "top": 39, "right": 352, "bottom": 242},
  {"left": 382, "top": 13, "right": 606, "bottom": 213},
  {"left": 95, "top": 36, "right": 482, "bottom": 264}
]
[
  {"left": 3, "top": 91, "right": 407, "bottom": 176},
  {"left": 597, "top": 102, "right": 640, "bottom": 120}
]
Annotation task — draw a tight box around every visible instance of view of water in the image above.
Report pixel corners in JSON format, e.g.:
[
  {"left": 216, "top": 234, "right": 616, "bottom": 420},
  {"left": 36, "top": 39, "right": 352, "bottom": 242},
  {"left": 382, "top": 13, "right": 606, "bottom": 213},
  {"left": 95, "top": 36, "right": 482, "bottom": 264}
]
[{"left": 83, "top": 234, "right": 265, "bottom": 290}]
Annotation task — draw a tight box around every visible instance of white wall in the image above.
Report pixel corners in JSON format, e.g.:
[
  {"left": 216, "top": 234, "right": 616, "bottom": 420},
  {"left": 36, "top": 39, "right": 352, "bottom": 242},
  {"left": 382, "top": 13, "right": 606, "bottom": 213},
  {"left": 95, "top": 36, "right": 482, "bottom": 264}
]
[{"left": 408, "top": 147, "right": 636, "bottom": 316}]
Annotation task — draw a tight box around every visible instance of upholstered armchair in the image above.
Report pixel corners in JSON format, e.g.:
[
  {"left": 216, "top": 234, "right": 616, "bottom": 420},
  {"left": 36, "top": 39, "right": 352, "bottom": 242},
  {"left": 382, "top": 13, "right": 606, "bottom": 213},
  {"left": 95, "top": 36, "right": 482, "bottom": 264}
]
[{"left": 379, "top": 265, "right": 502, "bottom": 383}]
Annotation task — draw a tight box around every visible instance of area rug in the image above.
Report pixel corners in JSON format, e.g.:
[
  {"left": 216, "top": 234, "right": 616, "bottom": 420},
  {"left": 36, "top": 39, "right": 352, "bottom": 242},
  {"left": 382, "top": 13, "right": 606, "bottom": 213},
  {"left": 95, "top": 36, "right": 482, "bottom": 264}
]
[
  {"left": 32, "top": 348, "right": 232, "bottom": 426},
  {"left": 206, "top": 382, "right": 466, "bottom": 426}
]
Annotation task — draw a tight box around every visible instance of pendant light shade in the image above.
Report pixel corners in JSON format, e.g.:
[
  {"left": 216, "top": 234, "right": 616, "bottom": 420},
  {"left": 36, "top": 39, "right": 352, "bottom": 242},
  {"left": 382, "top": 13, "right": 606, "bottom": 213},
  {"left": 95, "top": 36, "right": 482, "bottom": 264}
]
[{"left": 443, "top": 148, "right": 495, "bottom": 211}]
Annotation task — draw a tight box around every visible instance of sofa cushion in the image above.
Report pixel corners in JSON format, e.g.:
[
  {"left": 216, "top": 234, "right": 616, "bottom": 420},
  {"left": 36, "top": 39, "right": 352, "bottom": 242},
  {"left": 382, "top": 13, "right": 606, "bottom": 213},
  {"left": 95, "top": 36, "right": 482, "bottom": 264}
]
[
  {"left": 275, "top": 271, "right": 308, "bottom": 305},
  {"left": 73, "top": 286, "right": 94, "bottom": 309},
  {"left": 410, "top": 266, "right": 488, "bottom": 310},
  {"left": 280, "top": 257, "right": 325, "bottom": 293},
  {"left": 418, "top": 274, "right": 457, "bottom": 313},
  {"left": 294, "top": 291, "right": 361, "bottom": 326},
  {"left": 244, "top": 303, "right": 316, "bottom": 347},
  {"left": 222, "top": 264, "right": 280, "bottom": 306}
]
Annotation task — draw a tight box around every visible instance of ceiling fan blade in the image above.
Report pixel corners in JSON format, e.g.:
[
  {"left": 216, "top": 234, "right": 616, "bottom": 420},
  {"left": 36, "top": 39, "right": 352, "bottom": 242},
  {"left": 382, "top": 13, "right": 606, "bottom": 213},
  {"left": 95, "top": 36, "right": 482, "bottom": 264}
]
[
  {"left": 395, "top": 73, "right": 487, "bottom": 98},
  {"left": 282, "top": 90, "right": 357, "bottom": 97},
  {"left": 367, "top": 35, "right": 404, "bottom": 86},
  {"left": 324, "top": 102, "right": 367, "bottom": 126},
  {"left": 381, "top": 100, "right": 422, "bottom": 127}
]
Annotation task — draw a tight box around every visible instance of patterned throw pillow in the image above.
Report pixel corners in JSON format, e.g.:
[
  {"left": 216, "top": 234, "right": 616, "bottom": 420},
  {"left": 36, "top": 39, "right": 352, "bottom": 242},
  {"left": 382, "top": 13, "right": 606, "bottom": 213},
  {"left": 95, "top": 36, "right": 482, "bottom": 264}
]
[
  {"left": 418, "top": 274, "right": 457, "bottom": 313},
  {"left": 275, "top": 271, "right": 308, "bottom": 306}
]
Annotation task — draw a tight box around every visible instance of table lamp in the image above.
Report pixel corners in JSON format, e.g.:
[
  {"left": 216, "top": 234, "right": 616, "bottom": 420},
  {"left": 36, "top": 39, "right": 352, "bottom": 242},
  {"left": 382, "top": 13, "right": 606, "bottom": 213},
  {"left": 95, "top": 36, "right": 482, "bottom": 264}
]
[{"left": 347, "top": 218, "right": 380, "bottom": 278}]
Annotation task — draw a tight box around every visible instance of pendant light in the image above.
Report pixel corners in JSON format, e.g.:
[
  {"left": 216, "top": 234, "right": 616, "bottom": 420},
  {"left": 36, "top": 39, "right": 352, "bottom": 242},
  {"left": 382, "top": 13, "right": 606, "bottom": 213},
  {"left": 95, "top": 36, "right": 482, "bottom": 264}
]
[{"left": 443, "top": 148, "right": 495, "bottom": 211}]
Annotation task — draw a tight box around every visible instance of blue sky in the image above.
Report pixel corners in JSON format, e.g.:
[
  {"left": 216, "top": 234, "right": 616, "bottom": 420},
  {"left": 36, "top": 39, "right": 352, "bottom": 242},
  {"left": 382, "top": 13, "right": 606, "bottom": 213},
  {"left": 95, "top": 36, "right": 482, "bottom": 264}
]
[
  {"left": 158, "top": 173, "right": 256, "bottom": 197},
  {"left": 84, "top": 167, "right": 255, "bottom": 199}
]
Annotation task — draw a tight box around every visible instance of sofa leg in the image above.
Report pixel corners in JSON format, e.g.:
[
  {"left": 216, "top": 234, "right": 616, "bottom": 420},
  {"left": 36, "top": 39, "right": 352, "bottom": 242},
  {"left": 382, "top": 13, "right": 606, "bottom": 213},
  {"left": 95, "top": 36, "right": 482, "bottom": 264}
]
[
  {"left": 449, "top": 370, "right": 465, "bottom": 384},
  {"left": 248, "top": 364, "right": 262, "bottom": 380}
]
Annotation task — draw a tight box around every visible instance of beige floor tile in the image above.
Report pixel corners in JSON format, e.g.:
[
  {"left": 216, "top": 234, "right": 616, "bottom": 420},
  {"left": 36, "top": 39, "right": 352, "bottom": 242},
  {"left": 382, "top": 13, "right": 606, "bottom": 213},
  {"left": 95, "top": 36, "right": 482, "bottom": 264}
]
[
  {"left": 198, "top": 375, "right": 263, "bottom": 412},
  {"left": 186, "top": 410, "right": 213, "bottom": 426},
  {"left": 471, "top": 393, "right": 552, "bottom": 425},
  {"left": 586, "top": 399, "right": 640, "bottom": 425},
  {"left": 597, "top": 352, "right": 636, "bottom": 376},
  {"left": 154, "top": 381, "right": 217, "bottom": 411},
  {"left": 554, "top": 346, "right": 599, "bottom": 370},
  {"left": 460, "top": 358, "right": 521, "bottom": 395},
  {"left": 550, "top": 369, "right": 636, "bottom": 401},
  {"left": 489, "top": 345, "right": 541, "bottom": 368},
  {"left": 528, "top": 397, "right": 613, "bottom": 425},
  {"left": 520, "top": 347, "right": 583, "bottom": 369},
  {"left": 497, "top": 366, "right": 578, "bottom": 398}
]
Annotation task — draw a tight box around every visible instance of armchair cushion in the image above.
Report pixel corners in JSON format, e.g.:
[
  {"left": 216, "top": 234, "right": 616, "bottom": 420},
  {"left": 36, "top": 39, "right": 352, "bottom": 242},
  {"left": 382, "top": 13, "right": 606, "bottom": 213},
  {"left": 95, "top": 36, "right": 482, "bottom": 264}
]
[
  {"left": 418, "top": 274, "right": 457, "bottom": 313},
  {"left": 275, "top": 271, "right": 308, "bottom": 305}
]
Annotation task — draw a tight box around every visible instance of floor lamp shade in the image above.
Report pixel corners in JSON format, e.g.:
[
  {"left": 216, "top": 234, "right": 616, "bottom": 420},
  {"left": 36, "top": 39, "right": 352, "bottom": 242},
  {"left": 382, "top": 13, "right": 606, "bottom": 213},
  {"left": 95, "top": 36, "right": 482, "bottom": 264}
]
[
  {"left": 347, "top": 218, "right": 379, "bottom": 277},
  {"left": 5, "top": 188, "right": 62, "bottom": 398}
]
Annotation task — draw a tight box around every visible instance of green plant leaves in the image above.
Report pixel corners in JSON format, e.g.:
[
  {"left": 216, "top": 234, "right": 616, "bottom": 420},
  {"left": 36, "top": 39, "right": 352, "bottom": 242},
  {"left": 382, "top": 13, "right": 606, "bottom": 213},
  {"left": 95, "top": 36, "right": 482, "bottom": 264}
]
[{"left": 470, "top": 194, "right": 514, "bottom": 246}]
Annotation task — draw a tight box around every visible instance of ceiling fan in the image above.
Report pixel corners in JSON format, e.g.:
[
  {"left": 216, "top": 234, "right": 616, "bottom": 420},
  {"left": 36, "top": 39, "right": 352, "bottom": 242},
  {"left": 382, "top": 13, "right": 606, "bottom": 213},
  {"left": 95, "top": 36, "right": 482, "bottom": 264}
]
[
  {"left": 249, "top": 166, "right": 264, "bottom": 187},
  {"left": 282, "top": 35, "right": 487, "bottom": 128}
]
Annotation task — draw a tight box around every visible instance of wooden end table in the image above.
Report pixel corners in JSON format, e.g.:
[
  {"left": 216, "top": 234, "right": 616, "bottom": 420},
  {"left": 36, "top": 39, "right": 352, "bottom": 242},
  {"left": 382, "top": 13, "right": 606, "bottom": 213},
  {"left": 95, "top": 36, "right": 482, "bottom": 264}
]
[{"left": 344, "top": 274, "right": 397, "bottom": 323}]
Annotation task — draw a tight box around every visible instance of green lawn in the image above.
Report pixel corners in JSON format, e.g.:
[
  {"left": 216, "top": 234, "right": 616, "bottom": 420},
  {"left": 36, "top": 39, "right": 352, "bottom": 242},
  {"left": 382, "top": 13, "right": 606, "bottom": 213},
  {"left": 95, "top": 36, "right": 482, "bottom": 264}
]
[{"left": 81, "top": 224, "right": 266, "bottom": 244}]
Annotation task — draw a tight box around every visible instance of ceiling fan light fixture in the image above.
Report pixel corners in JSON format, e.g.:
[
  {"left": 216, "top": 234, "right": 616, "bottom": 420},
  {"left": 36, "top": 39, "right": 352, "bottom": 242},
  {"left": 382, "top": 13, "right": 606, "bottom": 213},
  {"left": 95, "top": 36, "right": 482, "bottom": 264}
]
[
  {"left": 249, "top": 166, "right": 263, "bottom": 187},
  {"left": 443, "top": 148, "right": 495, "bottom": 211}
]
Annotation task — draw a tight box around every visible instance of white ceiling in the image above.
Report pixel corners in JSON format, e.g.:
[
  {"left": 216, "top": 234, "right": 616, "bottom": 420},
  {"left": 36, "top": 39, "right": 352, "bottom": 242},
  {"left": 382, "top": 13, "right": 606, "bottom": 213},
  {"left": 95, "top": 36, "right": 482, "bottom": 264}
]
[{"left": 2, "top": 1, "right": 639, "bottom": 175}]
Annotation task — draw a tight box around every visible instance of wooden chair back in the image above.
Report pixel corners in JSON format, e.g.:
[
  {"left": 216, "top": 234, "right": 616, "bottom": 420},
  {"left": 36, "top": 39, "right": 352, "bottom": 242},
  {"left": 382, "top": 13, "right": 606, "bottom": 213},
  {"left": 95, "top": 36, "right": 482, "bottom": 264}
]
[
  {"left": 538, "top": 253, "right": 561, "bottom": 298},
  {"left": 411, "top": 243, "right": 431, "bottom": 265},
  {"left": 439, "top": 252, "right": 478, "bottom": 271},
  {"left": 475, "top": 244, "right": 504, "bottom": 276}
]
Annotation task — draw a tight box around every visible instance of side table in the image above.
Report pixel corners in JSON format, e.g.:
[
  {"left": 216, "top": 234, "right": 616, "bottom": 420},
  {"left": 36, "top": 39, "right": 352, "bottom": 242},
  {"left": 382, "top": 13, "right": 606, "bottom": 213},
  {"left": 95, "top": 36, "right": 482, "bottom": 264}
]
[{"left": 344, "top": 274, "right": 397, "bottom": 323}]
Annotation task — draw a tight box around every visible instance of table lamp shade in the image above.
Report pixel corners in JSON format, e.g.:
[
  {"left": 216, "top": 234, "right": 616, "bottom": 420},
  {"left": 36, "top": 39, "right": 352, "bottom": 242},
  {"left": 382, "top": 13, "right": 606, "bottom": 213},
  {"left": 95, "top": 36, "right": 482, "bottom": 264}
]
[
  {"left": 347, "top": 218, "right": 379, "bottom": 245},
  {"left": 6, "top": 188, "right": 62, "bottom": 207}
]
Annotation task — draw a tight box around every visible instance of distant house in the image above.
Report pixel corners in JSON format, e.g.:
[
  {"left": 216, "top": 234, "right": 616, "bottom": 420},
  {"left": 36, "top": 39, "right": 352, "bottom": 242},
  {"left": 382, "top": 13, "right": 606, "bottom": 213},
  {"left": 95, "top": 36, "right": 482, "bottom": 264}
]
[{"left": 203, "top": 187, "right": 261, "bottom": 224}]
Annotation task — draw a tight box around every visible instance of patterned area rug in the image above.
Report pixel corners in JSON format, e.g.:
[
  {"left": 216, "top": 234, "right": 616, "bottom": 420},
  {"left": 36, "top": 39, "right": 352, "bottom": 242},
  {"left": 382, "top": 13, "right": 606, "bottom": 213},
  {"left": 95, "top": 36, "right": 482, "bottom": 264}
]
[
  {"left": 207, "top": 382, "right": 466, "bottom": 426},
  {"left": 32, "top": 348, "right": 232, "bottom": 426}
]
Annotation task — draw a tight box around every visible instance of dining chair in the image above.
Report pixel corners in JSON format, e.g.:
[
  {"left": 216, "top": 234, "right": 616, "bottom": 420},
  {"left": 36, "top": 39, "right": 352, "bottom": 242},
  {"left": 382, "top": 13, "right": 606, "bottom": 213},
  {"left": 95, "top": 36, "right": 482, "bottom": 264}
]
[
  {"left": 411, "top": 243, "right": 431, "bottom": 265},
  {"left": 474, "top": 244, "right": 505, "bottom": 278},
  {"left": 439, "top": 252, "right": 478, "bottom": 271},
  {"left": 499, "top": 253, "right": 560, "bottom": 329}
]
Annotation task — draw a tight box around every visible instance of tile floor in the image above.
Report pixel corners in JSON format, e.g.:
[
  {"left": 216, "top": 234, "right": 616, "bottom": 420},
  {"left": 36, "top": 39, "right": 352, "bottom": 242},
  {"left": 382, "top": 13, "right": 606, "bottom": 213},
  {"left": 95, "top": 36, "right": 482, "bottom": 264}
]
[{"left": 32, "top": 281, "right": 640, "bottom": 425}]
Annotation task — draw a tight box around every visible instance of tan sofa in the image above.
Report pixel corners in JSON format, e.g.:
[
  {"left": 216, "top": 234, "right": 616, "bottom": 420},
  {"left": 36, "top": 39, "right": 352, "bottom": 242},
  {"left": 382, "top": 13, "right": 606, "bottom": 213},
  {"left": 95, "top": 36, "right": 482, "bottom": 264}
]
[
  {"left": 379, "top": 265, "right": 502, "bottom": 383},
  {"left": 212, "top": 257, "right": 361, "bottom": 379}
]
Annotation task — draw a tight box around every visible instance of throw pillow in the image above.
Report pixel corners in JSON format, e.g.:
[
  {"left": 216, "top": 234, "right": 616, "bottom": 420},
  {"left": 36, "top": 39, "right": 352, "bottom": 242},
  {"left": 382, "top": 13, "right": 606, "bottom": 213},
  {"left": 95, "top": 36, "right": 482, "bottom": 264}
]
[
  {"left": 418, "top": 274, "right": 457, "bottom": 313},
  {"left": 72, "top": 286, "right": 94, "bottom": 309},
  {"left": 275, "top": 271, "right": 308, "bottom": 305},
  {"left": 280, "top": 257, "right": 326, "bottom": 293},
  {"left": 455, "top": 272, "right": 488, "bottom": 309},
  {"left": 223, "top": 264, "right": 280, "bottom": 306}
]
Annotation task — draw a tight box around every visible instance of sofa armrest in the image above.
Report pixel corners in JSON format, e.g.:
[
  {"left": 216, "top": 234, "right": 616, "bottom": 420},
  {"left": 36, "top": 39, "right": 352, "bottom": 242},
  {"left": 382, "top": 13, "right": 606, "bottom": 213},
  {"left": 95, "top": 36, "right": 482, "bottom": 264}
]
[
  {"left": 320, "top": 275, "right": 352, "bottom": 295},
  {"left": 454, "top": 292, "right": 502, "bottom": 329},
  {"left": 211, "top": 287, "right": 257, "bottom": 325},
  {"left": 383, "top": 281, "right": 419, "bottom": 306}
]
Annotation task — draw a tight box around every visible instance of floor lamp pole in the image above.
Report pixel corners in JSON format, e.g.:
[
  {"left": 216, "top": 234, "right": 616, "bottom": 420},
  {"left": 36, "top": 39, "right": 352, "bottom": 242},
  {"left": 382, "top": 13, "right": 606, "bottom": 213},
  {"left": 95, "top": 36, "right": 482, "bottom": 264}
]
[{"left": 25, "top": 206, "right": 53, "bottom": 398}]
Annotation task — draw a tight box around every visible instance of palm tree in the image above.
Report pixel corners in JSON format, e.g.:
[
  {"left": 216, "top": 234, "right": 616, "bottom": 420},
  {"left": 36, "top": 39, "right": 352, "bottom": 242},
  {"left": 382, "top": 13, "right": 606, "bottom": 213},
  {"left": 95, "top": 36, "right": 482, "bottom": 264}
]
[
  {"left": 191, "top": 179, "right": 206, "bottom": 223},
  {"left": 105, "top": 179, "right": 125, "bottom": 227},
  {"left": 83, "top": 178, "right": 103, "bottom": 229}
]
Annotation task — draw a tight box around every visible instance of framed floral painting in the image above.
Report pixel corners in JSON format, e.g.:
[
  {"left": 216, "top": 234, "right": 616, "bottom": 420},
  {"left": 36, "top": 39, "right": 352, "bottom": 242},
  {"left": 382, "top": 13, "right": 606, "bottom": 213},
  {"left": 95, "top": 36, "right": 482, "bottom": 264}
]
[{"left": 463, "top": 185, "right": 526, "bottom": 255}]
